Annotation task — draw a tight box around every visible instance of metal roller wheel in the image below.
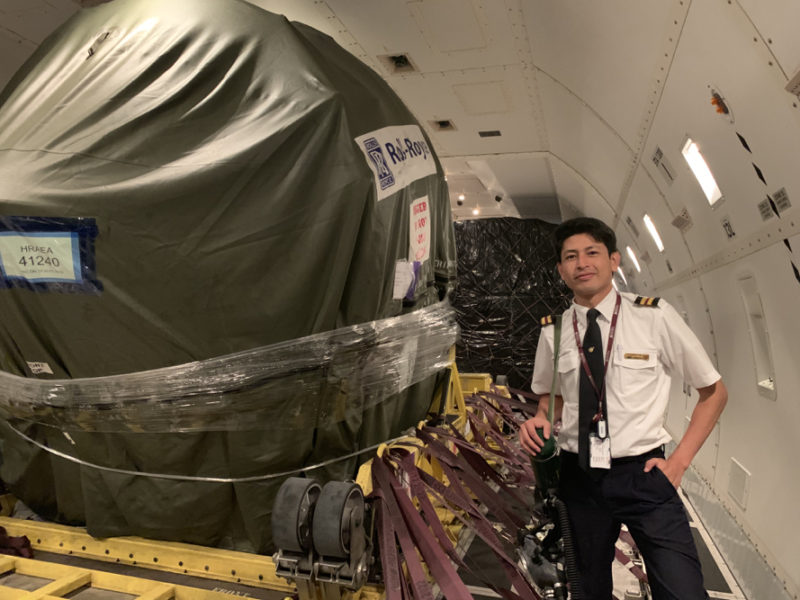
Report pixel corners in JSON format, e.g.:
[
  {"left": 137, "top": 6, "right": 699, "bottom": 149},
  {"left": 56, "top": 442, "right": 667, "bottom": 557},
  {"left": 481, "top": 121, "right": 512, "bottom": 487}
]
[
  {"left": 312, "top": 481, "right": 365, "bottom": 559},
  {"left": 271, "top": 477, "right": 321, "bottom": 553}
]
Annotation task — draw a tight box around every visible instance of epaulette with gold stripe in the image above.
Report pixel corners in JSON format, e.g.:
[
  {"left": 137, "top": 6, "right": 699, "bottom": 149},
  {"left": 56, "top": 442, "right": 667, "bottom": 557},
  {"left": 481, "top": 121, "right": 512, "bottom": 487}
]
[
  {"left": 540, "top": 314, "right": 555, "bottom": 326},
  {"left": 634, "top": 296, "right": 660, "bottom": 307}
]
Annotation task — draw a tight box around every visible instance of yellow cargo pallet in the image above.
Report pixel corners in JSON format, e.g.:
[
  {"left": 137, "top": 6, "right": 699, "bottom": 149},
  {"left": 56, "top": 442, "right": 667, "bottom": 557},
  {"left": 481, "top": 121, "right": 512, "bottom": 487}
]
[
  {"left": 0, "top": 516, "right": 289, "bottom": 592},
  {"left": 0, "top": 516, "right": 384, "bottom": 600},
  {"left": 0, "top": 554, "right": 256, "bottom": 599}
]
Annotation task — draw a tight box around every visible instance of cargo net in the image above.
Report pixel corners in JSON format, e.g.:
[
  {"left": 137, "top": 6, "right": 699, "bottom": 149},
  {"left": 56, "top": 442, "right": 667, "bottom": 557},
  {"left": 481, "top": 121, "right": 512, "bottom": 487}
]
[
  {"left": 451, "top": 218, "right": 571, "bottom": 390},
  {"left": 370, "top": 388, "right": 651, "bottom": 600},
  {"left": 0, "top": 301, "right": 458, "bottom": 434}
]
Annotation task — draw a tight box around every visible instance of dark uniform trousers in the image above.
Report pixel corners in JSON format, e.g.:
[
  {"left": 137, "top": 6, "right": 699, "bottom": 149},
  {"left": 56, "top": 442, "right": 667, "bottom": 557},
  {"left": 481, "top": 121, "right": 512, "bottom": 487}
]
[{"left": 559, "top": 448, "right": 708, "bottom": 600}]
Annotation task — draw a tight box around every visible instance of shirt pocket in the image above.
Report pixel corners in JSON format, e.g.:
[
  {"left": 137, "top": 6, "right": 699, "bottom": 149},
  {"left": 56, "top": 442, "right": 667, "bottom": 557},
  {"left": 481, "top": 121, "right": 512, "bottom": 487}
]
[
  {"left": 557, "top": 349, "right": 579, "bottom": 374},
  {"left": 552, "top": 349, "right": 579, "bottom": 395},
  {"left": 614, "top": 346, "right": 658, "bottom": 390}
]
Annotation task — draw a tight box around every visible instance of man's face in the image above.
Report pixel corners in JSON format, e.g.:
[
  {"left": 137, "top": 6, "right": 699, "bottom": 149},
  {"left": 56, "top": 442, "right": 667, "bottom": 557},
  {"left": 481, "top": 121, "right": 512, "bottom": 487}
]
[{"left": 557, "top": 233, "right": 620, "bottom": 301}]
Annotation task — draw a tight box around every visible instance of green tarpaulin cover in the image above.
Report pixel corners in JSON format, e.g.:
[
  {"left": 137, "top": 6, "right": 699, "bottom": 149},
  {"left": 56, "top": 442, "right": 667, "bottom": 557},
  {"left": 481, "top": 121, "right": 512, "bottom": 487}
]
[{"left": 0, "top": 0, "right": 457, "bottom": 552}]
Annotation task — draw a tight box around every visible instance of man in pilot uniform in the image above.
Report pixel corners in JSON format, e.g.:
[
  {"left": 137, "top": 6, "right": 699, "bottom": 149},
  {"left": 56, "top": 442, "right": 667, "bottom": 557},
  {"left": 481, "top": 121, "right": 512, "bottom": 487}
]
[{"left": 520, "top": 217, "right": 728, "bottom": 600}]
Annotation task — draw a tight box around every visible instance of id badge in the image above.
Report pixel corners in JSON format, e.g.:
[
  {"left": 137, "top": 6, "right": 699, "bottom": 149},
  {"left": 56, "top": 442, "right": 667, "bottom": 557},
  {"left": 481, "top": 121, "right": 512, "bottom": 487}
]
[{"left": 589, "top": 434, "right": 611, "bottom": 469}]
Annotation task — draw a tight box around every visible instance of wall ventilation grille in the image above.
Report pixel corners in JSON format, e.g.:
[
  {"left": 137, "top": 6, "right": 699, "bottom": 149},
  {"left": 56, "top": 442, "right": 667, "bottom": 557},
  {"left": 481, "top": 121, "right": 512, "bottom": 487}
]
[
  {"left": 378, "top": 53, "right": 417, "bottom": 74},
  {"left": 430, "top": 119, "right": 456, "bottom": 131},
  {"left": 671, "top": 208, "right": 693, "bottom": 233}
]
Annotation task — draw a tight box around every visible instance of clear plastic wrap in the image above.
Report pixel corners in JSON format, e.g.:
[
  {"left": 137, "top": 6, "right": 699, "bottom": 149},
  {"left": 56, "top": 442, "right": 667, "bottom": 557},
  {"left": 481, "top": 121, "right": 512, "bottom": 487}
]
[{"left": 0, "top": 302, "right": 458, "bottom": 433}]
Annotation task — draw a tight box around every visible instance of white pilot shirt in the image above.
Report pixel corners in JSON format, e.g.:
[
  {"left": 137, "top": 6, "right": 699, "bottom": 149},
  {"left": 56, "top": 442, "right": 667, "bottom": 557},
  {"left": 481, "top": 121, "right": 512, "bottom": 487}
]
[{"left": 531, "top": 289, "right": 721, "bottom": 458}]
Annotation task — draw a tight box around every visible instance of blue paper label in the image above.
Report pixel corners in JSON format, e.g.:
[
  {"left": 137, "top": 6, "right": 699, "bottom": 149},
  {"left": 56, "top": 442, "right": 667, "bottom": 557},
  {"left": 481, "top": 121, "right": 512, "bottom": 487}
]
[{"left": 0, "top": 216, "right": 101, "bottom": 294}]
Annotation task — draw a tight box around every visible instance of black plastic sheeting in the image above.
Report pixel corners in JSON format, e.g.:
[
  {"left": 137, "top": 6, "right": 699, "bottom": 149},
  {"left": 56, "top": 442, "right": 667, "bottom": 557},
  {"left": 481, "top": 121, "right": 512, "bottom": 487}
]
[{"left": 452, "top": 218, "right": 571, "bottom": 390}]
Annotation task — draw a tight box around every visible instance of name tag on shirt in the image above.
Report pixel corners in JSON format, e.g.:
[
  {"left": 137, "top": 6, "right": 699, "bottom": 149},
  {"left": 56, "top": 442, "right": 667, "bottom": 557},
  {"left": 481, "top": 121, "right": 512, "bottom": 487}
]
[
  {"left": 624, "top": 352, "right": 650, "bottom": 360},
  {"left": 590, "top": 434, "right": 611, "bottom": 469}
]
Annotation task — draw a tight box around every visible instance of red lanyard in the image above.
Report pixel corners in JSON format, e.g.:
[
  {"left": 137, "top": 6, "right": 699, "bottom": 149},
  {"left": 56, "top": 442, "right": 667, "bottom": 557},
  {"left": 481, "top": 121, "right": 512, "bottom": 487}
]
[{"left": 571, "top": 293, "right": 621, "bottom": 422}]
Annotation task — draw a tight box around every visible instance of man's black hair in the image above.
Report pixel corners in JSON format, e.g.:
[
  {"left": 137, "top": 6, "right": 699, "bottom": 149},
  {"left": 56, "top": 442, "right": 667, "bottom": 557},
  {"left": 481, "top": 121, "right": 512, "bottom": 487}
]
[{"left": 554, "top": 217, "right": 618, "bottom": 262}]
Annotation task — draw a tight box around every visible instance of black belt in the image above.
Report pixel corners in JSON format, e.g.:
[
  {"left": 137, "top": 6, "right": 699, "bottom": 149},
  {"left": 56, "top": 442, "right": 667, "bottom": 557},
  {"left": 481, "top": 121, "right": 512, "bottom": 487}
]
[
  {"left": 610, "top": 445, "right": 665, "bottom": 465},
  {"left": 562, "top": 445, "right": 665, "bottom": 466}
]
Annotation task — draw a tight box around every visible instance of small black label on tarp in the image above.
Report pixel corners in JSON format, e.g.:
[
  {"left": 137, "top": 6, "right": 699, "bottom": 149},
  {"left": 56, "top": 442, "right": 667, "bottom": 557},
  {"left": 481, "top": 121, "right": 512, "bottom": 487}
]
[{"left": 0, "top": 216, "right": 102, "bottom": 294}]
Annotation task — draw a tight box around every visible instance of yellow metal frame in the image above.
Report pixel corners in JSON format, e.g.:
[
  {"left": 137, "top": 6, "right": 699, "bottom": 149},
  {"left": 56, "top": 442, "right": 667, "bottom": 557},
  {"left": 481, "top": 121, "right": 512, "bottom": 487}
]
[
  {"left": 0, "top": 516, "right": 383, "bottom": 600},
  {"left": 0, "top": 515, "right": 289, "bottom": 592},
  {"left": 0, "top": 554, "right": 251, "bottom": 599}
]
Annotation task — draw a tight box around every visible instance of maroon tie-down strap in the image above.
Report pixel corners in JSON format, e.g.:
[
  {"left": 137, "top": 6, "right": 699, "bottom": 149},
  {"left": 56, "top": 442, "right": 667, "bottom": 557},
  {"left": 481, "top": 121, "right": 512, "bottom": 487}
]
[
  {"left": 475, "top": 389, "right": 540, "bottom": 419},
  {"left": 614, "top": 547, "right": 648, "bottom": 583},
  {"left": 470, "top": 392, "right": 527, "bottom": 430},
  {"left": 412, "top": 431, "right": 543, "bottom": 600},
  {"left": 371, "top": 486, "right": 404, "bottom": 600},
  {"left": 434, "top": 423, "right": 532, "bottom": 514},
  {"left": 453, "top": 419, "right": 531, "bottom": 504},
  {"left": 464, "top": 412, "right": 530, "bottom": 480},
  {"left": 472, "top": 394, "right": 524, "bottom": 432},
  {"left": 0, "top": 527, "right": 33, "bottom": 558},
  {"left": 384, "top": 448, "right": 468, "bottom": 568},
  {"left": 384, "top": 446, "right": 540, "bottom": 600},
  {"left": 372, "top": 455, "right": 474, "bottom": 600},
  {"left": 417, "top": 427, "right": 525, "bottom": 532},
  {"left": 467, "top": 392, "right": 539, "bottom": 483},
  {"left": 392, "top": 448, "right": 516, "bottom": 600},
  {"left": 372, "top": 457, "right": 438, "bottom": 600},
  {"left": 477, "top": 392, "right": 540, "bottom": 418},
  {"left": 617, "top": 530, "right": 649, "bottom": 583},
  {"left": 368, "top": 386, "right": 554, "bottom": 600},
  {"left": 469, "top": 395, "right": 532, "bottom": 442},
  {"left": 504, "top": 387, "right": 542, "bottom": 402},
  {"left": 464, "top": 410, "right": 534, "bottom": 486}
]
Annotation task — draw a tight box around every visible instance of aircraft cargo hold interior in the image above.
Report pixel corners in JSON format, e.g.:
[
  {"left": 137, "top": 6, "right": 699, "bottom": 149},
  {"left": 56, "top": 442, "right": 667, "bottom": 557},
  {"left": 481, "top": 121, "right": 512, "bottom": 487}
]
[{"left": 0, "top": 1, "right": 798, "bottom": 599}]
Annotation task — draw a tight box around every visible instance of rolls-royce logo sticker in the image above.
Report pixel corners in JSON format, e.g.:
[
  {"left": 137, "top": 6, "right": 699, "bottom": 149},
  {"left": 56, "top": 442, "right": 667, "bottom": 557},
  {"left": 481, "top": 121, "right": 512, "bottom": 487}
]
[
  {"left": 363, "top": 136, "right": 395, "bottom": 190},
  {"left": 355, "top": 125, "right": 437, "bottom": 201}
]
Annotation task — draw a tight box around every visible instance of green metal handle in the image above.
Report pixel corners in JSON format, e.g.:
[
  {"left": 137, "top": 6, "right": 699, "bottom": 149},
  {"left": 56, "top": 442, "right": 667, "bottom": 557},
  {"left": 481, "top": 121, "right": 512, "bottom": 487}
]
[
  {"left": 547, "top": 315, "right": 562, "bottom": 426},
  {"left": 531, "top": 315, "right": 562, "bottom": 498},
  {"left": 534, "top": 427, "right": 557, "bottom": 459}
]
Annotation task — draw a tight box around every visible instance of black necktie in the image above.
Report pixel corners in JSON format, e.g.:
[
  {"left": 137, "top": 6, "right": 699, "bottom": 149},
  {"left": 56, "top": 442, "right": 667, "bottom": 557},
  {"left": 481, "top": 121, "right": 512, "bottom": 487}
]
[{"left": 578, "top": 308, "right": 604, "bottom": 470}]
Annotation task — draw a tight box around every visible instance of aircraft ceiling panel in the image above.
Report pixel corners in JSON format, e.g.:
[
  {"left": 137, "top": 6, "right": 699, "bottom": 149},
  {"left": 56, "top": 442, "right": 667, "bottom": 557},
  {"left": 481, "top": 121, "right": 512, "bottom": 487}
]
[
  {"left": 0, "top": 29, "right": 38, "bottom": 89},
  {"left": 548, "top": 158, "right": 615, "bottom": 226},
  {"left": 621, "top": 166, "right": 693, "bottom": 282},
  {"left": 316, "top": 0, "right": 519, "bottom": 75},
  {"left": 523, "top": 0, "right": 680, "bottom": 148},
  {"left": 0, "top": 0, "right": 76, "bottom": 42},
  {"left": 440, "top": 154, "right": 555, "bottom": 220},
  {"left": 538, "top": 74, "right": 633, "bottom": 212},
  {"left": 0, "top": 0, "right": 76, "bottom": 89},
  {"left": 251, "top": 1, "right": 337, "bottom": 36},
  {"left": 645, "top": 0, "right": 800, "bottom": 265},
  {"left": 391, "top": 65, "right": 543, "bottom": 156},
  {"left": 737, "top": 0, "right": 800, "bottom": 80},
  {"left": 473, "top": 154, "right": 554, "bottom": 200},
  {"left": 445, "top": 172, "right": 520, "bottom": 220}
]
